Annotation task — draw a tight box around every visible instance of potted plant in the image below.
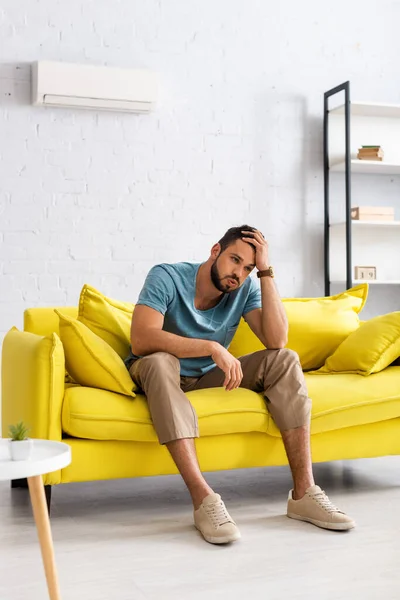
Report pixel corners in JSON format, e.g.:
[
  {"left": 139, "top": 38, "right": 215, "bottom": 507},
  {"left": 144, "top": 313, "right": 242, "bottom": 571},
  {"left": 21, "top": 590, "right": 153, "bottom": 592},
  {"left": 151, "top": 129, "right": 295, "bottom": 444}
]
[{"left": 8, "top": 421, "right": 33, "bottom": 461}]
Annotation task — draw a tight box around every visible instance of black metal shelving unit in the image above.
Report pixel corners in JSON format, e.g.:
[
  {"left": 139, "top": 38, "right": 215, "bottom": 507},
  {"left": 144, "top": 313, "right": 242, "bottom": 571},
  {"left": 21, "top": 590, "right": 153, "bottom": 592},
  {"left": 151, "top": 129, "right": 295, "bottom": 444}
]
[{"left": 323, "top": 81, "right": 352, "bottom": 296}]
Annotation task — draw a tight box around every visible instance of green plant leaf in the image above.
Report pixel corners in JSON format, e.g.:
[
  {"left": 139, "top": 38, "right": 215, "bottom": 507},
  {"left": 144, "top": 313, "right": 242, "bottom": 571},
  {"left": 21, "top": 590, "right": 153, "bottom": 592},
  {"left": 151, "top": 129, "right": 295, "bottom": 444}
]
[{"left": 8, "top": 421, "right": 30, "bottom": 441}]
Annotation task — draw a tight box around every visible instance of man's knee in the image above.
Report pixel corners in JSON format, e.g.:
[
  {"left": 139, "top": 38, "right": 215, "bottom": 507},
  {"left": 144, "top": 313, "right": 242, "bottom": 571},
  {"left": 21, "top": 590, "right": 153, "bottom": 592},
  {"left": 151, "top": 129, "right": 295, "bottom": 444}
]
[
  {"left": 262, "top": 347, "right": 307, "bottom": 396},
  {"left": 260, "top": 347, "right": 300, "bottom": 366},
  {"left": 139, "top": 352, "right": 180, "bottom": 376},
  {"left": 276, "top": 348, "right": 300, "bottom": 365}
]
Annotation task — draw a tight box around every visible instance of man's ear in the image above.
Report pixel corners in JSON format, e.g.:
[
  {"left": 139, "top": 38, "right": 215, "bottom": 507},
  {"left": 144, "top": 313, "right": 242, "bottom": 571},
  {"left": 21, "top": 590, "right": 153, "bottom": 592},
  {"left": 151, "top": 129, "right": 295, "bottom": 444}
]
[{"left": 211, "top": 243, "right": 221, "bottom": 259}]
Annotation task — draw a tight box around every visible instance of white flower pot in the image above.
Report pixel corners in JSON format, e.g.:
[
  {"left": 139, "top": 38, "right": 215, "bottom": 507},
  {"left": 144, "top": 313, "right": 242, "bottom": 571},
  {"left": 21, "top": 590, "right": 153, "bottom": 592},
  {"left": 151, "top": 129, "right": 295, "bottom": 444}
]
[{"left": 9, "top": 439, "right": 33, "bottom": 461}]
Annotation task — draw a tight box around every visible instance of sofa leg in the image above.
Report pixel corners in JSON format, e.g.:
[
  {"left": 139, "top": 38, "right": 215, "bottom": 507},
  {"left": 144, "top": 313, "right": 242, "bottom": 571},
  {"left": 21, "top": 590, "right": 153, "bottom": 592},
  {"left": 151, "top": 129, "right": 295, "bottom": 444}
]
[
  {"left": 11, "top": 478, "right": 29, "bottom": 489},
  {"left": 12, "top": 479, "right": 52, "bottom": 515},
  {"left": 45, "top": 485, "right": 52, "bottom": 515}
]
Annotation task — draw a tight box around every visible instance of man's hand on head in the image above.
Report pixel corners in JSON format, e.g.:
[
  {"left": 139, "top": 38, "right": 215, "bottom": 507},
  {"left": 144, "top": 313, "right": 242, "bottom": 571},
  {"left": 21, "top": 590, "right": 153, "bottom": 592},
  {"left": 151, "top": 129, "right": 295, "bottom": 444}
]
[
  {"left": 210, "top": 343, "right": 243, "bottom": 391},
  {"left": 241, "top": 230, "right": 269, "bottom": 271}
]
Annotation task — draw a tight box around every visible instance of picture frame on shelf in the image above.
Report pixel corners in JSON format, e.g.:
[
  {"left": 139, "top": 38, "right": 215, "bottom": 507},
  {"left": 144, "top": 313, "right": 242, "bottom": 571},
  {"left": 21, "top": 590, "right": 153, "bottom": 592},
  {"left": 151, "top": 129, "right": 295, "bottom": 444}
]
[{"left": 354, "top": 266, "right": 377, "bottom": 281}]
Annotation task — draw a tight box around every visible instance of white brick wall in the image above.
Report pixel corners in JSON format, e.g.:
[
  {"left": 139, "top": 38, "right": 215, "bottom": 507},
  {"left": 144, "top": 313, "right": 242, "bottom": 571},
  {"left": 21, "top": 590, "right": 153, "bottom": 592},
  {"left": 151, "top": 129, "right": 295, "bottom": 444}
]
[{"left": 1, "top": 0, "right": 400, "bottom": 345}]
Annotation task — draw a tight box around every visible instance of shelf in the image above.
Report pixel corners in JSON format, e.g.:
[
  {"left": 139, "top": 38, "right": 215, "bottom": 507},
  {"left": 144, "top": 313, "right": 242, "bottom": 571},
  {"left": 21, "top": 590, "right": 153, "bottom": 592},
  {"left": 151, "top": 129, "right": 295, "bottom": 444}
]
[
  {"left": 330, "top": 159, "right": 400, "bottom": 175},
  {"left": 356, "top": 280, "right": 400, "bottom": 284},
  {"left": 331, "top": 220, "right": 400, "bottom": 229},
  {"left": 330, "top": 102, "right": 400, "bottom": 118},
  {"left": 325, "top": 85, "right": 400, "bottom": 298},
  {"left": 332, "top": 280, "right": 400, "bottom": 285}
]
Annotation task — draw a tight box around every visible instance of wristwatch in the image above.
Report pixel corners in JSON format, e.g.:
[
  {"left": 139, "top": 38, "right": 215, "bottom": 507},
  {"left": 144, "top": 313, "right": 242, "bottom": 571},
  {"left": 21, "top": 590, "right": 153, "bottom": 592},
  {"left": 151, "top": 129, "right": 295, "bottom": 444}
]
[{"left": 257, "top": 267, "right": 275, "bottom": 279}]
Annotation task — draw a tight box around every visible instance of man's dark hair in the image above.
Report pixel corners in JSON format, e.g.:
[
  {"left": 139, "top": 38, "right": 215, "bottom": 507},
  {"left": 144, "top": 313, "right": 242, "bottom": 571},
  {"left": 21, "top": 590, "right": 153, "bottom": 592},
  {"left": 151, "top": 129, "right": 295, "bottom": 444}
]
[{"left": 218, "top": 225, "right": 257, "bottom": 253}]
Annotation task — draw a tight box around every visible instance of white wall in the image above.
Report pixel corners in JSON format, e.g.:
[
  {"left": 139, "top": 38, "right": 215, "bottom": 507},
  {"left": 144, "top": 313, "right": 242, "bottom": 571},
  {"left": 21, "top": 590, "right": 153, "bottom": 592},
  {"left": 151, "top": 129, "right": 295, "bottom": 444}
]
[{"left": 1, "top": 0, "right": 400, "bottom": 344}]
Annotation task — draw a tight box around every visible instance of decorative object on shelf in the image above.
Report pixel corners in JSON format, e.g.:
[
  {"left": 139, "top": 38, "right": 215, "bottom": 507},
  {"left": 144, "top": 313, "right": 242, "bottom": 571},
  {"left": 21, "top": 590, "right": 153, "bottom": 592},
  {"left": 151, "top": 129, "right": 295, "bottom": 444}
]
[
  {"left": 357, "top": 145, "right": 384, "bottom": 161},
  {"left": 354, "top": 266, "right": 377, "bottom": 281},
  {"left": 8, "top": 421, "right": 33, "bottom": 461},
  {"left": 351, "top": 206, "right": 395, "bottom": 222}
]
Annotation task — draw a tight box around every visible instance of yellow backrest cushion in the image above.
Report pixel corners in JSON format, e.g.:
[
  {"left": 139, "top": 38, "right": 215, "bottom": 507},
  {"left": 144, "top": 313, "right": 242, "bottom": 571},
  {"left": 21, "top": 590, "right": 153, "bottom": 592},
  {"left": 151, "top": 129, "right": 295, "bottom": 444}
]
[
  {"left": 78, "top": 285, "right": 134, "bottom": 359},
  {"left": 77, "top": 282, "right": 367, "bottom": 371},
  {"left": 229, "top": 284, "right": 368, "bottom": 370},
  {"left": 55, "top": 310, "right": 136, "bottom": 397},
  {"left": 24, "top": 307, "right": 78, "bottom": 337},
  {"left": 314, "top": 311, "right": 400, "bottom": 376}
]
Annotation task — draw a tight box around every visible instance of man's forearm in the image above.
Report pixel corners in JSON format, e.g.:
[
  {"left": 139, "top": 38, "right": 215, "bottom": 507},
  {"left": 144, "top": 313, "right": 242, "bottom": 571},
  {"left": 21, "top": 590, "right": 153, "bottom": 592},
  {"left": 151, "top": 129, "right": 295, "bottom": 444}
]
[
  {"left": 132, "top": 329, "right": 217, "bottom": 359},
  {"left": 260, "top": 277, "right": 288, "bottom": 348}
]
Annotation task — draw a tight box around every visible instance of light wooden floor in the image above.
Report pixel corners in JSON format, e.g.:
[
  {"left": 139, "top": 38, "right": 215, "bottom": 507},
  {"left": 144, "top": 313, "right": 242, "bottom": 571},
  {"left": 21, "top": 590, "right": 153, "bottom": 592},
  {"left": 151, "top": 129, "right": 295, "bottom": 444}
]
[{"left": 1, "top": 457, "right": 399, "bottom": 600}]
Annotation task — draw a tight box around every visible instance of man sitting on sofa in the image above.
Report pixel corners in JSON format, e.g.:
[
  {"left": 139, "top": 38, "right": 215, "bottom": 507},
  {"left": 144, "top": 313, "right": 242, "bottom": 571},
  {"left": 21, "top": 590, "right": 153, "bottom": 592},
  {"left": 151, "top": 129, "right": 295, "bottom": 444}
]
[{"left": 125, "top": 225, "right": 355, "bottom": 544}]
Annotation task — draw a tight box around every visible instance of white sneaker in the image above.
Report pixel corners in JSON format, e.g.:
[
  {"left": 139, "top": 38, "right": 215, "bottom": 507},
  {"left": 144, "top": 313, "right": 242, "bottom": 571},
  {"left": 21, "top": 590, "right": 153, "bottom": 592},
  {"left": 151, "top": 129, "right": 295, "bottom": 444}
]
[
  {"left": 287, "top": 485, "right": 356, "bottom": 531},
  {"left": 194, "top": 493, "right": 241, "bottom": 544}
]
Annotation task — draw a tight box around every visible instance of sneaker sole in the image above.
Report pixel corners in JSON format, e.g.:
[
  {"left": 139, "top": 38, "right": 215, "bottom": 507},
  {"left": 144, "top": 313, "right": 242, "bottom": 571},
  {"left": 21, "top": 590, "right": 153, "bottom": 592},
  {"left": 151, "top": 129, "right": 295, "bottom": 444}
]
[
  {"left": 195, "top": 525, "right": 241, "bottom": 544},
  {"left": 287, "top": 512, "right": 355, "bottom": 531}
]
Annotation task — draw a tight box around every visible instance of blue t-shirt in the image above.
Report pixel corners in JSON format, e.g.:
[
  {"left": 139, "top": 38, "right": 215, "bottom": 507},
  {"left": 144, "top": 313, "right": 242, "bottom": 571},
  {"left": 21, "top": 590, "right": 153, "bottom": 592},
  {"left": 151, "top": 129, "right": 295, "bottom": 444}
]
[{"left": 125, "top": 262, "right": 262, "bottom": 377}]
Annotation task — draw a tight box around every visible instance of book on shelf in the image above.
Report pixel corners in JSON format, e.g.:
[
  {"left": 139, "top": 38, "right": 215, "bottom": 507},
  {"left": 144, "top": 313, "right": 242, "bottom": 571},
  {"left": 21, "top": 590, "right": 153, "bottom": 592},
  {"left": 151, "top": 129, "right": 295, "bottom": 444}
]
[
  {"left": 357, "top": 146, "right": 384, "bottom": 161},
  {"left": 358, "top": 148, "right": 383, "bottom": 152}
]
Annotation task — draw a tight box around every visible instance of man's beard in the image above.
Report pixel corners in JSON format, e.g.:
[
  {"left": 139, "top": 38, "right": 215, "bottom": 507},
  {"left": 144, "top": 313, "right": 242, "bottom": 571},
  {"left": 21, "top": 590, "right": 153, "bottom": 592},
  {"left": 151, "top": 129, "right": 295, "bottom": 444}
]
[{"left": 210, "top": 257, "right": 239, "bottom": 293}]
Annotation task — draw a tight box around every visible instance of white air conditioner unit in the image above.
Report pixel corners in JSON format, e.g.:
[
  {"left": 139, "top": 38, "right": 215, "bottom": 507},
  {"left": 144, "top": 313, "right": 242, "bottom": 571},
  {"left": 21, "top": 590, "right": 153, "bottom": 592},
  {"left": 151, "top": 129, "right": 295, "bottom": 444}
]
[{"left": 32, "top": 61, "right": 157, "bottom": 113}]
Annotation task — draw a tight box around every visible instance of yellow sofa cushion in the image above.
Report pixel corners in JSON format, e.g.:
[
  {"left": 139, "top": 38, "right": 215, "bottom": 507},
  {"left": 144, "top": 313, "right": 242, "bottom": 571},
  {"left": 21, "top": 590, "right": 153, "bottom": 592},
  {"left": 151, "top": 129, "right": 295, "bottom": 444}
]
[
  {"left": 266, "top": 367, "right": 400, "bottom": 437},
  {"left": 314, "top": 312, "right": 400, "bottom": 376},
  {"left": 24, "top": 307, "right": 78, "bottom": 337},
  {"left": 55, "top": 311, "right": 136, "bottom": 397},
  {"left": 229, "top": 284, "right": 368, "bottom": 370},
  {"left": 62, "top": 386, "right": 271, "bottom": 442},
  {"left": 62, "top": 366, "right": 400, "bottom": 443},
  {"left": 78, "top": 284, "right": 134, "bottom": 359},
  {"left": 77, "top": 283, "right": 367, "bottom": 371}
]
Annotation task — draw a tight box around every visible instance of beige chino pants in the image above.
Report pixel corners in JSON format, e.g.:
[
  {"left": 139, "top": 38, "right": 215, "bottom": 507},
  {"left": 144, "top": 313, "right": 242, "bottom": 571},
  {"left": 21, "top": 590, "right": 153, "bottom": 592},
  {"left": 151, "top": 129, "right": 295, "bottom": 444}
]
[{"left": 129, "top": 349, "right": 311, "bottom": 445}]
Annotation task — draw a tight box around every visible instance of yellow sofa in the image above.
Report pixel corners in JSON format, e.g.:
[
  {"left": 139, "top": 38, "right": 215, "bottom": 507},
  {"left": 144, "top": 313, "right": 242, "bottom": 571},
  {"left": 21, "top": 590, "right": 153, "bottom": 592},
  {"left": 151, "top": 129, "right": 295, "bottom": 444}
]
[{"left": 2, "top": 303, "right": 400, "bottom": 493}]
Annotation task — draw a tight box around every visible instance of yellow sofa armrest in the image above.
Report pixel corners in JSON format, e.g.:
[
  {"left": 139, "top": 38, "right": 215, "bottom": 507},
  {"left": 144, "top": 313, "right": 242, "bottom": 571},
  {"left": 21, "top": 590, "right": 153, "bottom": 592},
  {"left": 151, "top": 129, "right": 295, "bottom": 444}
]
[{"left": 1, "top": 327, "right": 65, "bottom": 442}]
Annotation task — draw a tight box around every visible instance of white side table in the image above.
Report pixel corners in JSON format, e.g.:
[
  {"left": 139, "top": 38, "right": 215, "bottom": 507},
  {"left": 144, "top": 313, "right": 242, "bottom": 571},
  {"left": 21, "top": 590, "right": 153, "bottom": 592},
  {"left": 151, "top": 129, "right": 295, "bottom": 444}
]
[{"left": 0, "top": 439, "right": 71, "bottom": 600}]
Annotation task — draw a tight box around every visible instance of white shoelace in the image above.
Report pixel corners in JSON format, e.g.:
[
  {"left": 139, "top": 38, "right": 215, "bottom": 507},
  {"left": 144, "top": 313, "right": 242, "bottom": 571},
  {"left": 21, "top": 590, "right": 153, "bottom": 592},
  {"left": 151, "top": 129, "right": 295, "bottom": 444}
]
[
  {"left": 205, "top": 500, "right": 232, "bottom": 528},
  {"left": 310, "top": 489, "right": 343, "bottom": 514}
]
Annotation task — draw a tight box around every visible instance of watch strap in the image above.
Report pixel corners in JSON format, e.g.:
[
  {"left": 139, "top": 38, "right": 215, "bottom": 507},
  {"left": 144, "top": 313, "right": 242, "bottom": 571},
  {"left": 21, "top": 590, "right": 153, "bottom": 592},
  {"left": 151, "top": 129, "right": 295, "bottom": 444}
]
[{"left": 257, "top": 267, "right": 275, "bottom": 279}]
